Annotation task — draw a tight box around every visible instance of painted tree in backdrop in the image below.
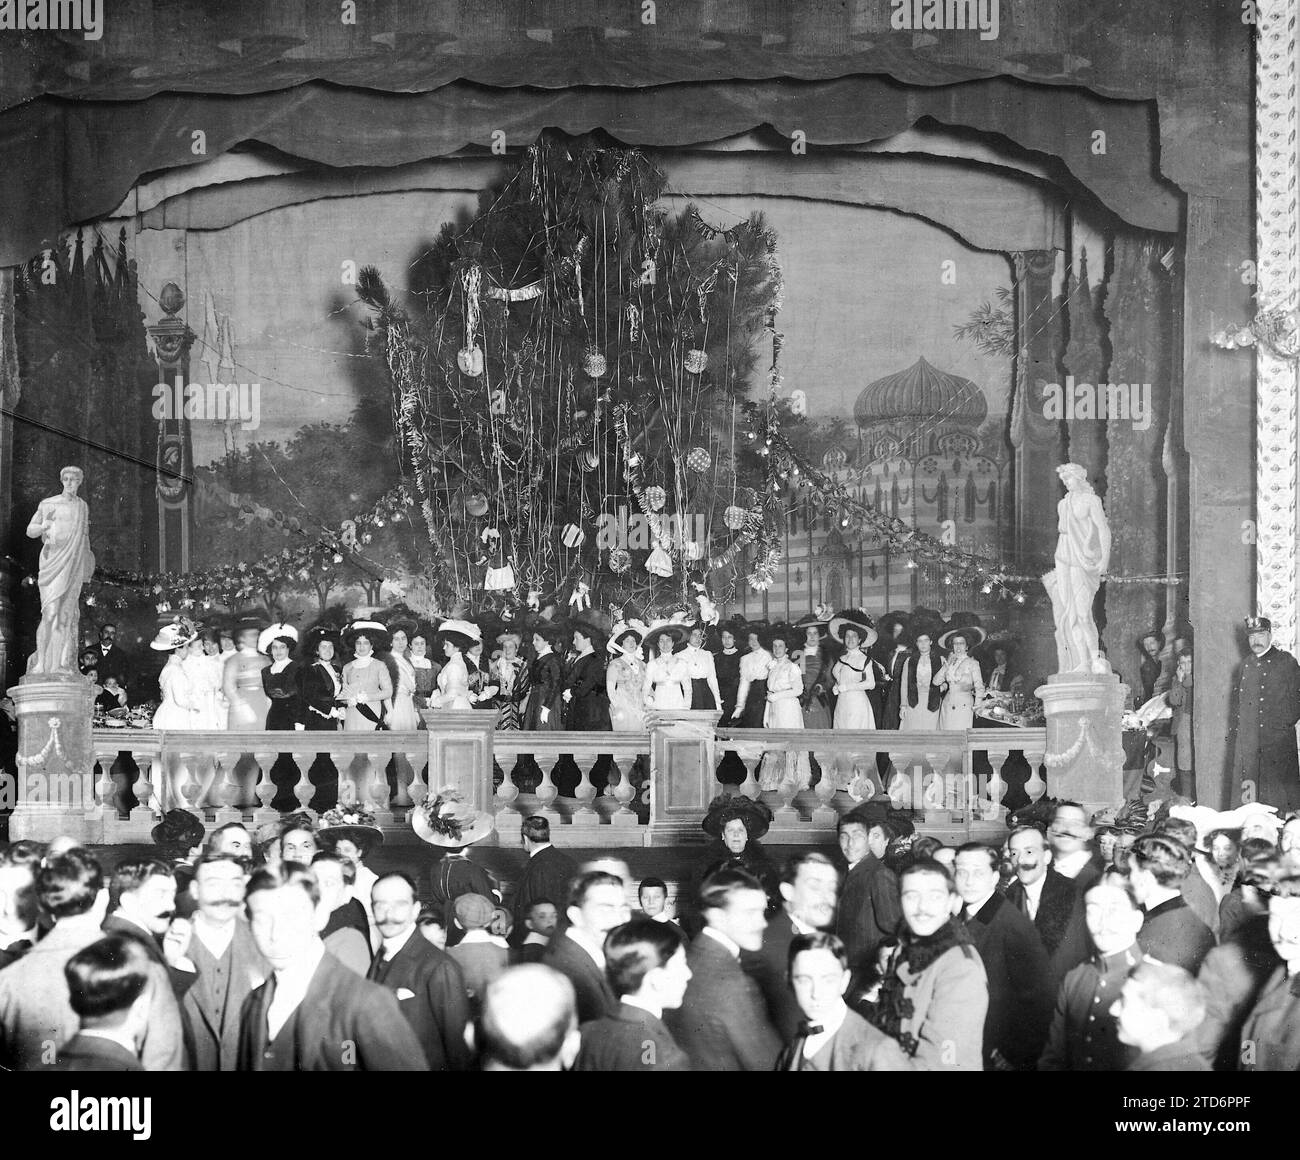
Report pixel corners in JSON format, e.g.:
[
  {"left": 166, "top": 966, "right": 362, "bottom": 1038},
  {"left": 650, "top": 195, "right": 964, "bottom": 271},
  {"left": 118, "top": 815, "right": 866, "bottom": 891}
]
[{"left": 356, "top": 133, "right": 791, "bottom": 619}]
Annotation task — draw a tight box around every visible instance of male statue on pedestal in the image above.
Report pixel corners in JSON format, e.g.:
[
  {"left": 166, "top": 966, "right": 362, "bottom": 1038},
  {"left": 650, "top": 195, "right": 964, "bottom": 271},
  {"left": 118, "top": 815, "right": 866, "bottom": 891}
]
[
  {"left": 24, "top": 466, "right": 96, "bottom": 677},
  {"left": 1042, "top": 464, "right": 1110, "bottom": 675}
]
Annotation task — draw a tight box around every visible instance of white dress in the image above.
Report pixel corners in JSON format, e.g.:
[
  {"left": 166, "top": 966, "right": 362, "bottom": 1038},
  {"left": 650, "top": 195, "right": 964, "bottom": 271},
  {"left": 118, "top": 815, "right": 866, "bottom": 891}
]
[
  {"left": 644, "top": 653, "right": 690, "bottom": 710},
  {"left": 899, "top": 653, "right": 942, "bottom": 731},
  {"left": 429, "top": 652, "right": 473, "bottom": 711},
  {"left": 832, "top": 650, "right": 877, "bottom": 729},
  {"left": 608, "top": 654, "right": 648, "bottom": 731},
  {"left": 937, "top": 655, "right": 986, "bottom": 731},
  {"left": 153, "top": 657, "right": 199, "bottom": 730},
  {"left": 759, "top": 656, "right": 811, "bottom": 790},
  {"left": 387, "top": 652, "right": 420, "bottom": 730},
  {"left": 184, "top": 651, "right": 226, "bottom": 730}
]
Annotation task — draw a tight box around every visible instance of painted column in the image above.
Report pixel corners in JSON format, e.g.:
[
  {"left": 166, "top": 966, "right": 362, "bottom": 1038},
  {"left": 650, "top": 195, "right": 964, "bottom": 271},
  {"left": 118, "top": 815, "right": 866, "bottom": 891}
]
[{"left": 146, "top": 282, "right": 195, "bottom": 575}]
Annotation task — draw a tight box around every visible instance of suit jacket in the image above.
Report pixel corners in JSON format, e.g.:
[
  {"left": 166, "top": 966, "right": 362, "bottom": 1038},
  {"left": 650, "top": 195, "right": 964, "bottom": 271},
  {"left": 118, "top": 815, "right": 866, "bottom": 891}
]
[
  {"left": 575, "top": 1002, "right": 692, "bottom": 1071},
  {"left": 776, "top": 1007, "right": 910, "bottom": 1071},
  {"left": 542, "top": 931, "right": 618, "bottom": 1024},
  {"left": 1039, "top": 945, "right": 1142, "bottom": 1071},
  {"left": 1180, "top": 863, "right": 1221, "bottom": 937},
  {"left": 564, "top": 651, "right": 611, "bottom": 729},
  {"left": 1195, "top": 914, "right": 1280, "bottom": 1070},
  {"left": 46, "top": 1033, "right": 144, "bottom": 1072},
  {"left": 0, "top": 921, "right": 103, "bottom": 1070},
  {"left": 182, "top": 918, "right": 268, "bottom": 1072},
  {"left": 742, "top": 909, "right": 803, "bottom": 1040},
  {"left": 894, "top": 940, "right": 988, "bottom": 1071},
  {"left": 96, "top": 643, "right": 134, "bottom": 686},
  {"left": 368, "top": 930, "right": 470, "bottom": 1070},
  {"left": 1005, "top": 868, "right": 1090, "bottom": 986},
  {"left": 665, "top": 931, "right": 782, "bottom": 1071},
  {"left": 510, "top": 845, "right": 578, "bottom": 944},
  {"left": 524, "top": 652, "right": 564, "bottom": 730},
  {"left": 1139, "top": 896, "right": 1215, "bottom": 974},
  {"left": 836, "top": 855, "right": 902, "bottom": 973},
  {"left": 429, "top": 855, "right": 498, "bottom": 944},
  {"left": 963, "top": 892, "right": 1054, "bottom": 1069},
  {"left": 1240, "top": 965, "right": 1300, "bottom": 1071},
  {"left": 239, "top": 950, "right": 427, "bottom": 1071},
  {"left": 100, "top": 914, "right": 189, "bottom": 1071},
  {"left": 300, "top": 659, "right": 343, "bottom": 728},
  {"left": 448, "top": 939, "right": 509, "bottom": 1008}
]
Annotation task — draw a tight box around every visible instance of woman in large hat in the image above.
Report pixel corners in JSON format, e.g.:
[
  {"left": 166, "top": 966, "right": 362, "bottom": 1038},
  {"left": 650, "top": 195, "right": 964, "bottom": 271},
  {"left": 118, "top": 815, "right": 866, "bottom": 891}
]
[
  {"left": 258, "top": 623, "right": 303, "bottom": 730},
  {"left": 642, "top": 620, "right": 691, "bottom": 712},
  {"left": 564, "top": 620, "right": 611, "bottom": 731},
  {"left": 385, "top": 618, "right": 421, "bottom": 731},
  {"left": 224, "top": 614, "right": 271, "bottom": 731},
  {"left": 829, "top": 610, "right": 879, "bottom": 730},
  {"left": 409, "top": 624, "right": 440, "bottom": 716},
  {"left": 429, "top": 619, "right": 480, "bottom": 711},
  {"left": 185, "top": 626, "right": 227, "bottom": 731},
  {"left": 606, "top": 623, "right": 648, "bottom": 732},
  {"left": 698, "top": 794, "right": 780, "bottom": 915},
  {"left": 341, "top": 620, "right": 393, "bottom": 731},
  {"left": 413, "top": 786, "right": 499, "bottom": 942},
  {"left": 492, "top": 629, "right": 529, "bottom": 731},
  {"left": 794, "top": 612, "right": 832, "bottom": 730},
  {"left": 733, "top": 623, "right": 775, "bottom": 728},
  {"left": 898, "top": 619, "right": 945, "bottom": 731},
  {"left": 150, "top": 618, "right": 202, "bottom": 731},
  {"left": 300, "top": 624, "right": 344, "bottom": 812},
  {"left": 935, "top": 626, "right": 987, "bottom": 731},
  {"left": 758, "top": 628, "right": 812, "bottom": 792}
]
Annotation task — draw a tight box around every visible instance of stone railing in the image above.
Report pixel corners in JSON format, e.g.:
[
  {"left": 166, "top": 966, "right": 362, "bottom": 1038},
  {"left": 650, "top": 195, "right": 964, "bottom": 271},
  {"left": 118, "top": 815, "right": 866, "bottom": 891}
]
[{"left": 8, "top": 706, "right": 1047, "bottom": 848}]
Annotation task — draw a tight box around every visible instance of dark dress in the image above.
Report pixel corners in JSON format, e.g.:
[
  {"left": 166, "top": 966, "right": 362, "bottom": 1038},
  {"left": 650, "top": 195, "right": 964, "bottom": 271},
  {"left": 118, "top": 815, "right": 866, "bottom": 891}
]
[
  {"left": 300, "top": 658, "right": 342, "bottom": 812},
  {"left": 524, "top": 651, "right": 564, "bottom": 730},
  {"left": 1138, "top": 655, "right": 1161, "bottom": 706},
  {"left": 696, "top": 841, "right": 781, "bottom": 926},
  {"left": 412, "top": 662, "right": 439, "bottom": 714},
  {"left": 715, "top": 648, "right": 742, "bottom": 726},
  {"left": 565, "top": 651, "right": 612, "bottom": 731},
  {"left": 263, "top": 660, "right": 304, "bottom": 812}
]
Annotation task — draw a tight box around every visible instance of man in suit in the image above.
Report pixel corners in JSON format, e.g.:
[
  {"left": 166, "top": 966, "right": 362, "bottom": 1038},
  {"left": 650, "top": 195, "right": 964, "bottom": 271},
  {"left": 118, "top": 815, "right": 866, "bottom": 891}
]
[
  {"left": 510, "top": 815, "right": 578, "bottom": 945},
  {"left": 1155, "top": 817, "right": 1221, "bottom": 937},
  {"left": 1115, "top": 959, "right": 1211, "bottom": 1071},
  {"left": 513, "top": 898, "right": 557, "bottom": 964},
  {"left": 776, "top": 932, "right": 908, "bottom": 1071},
  {"left": 1238, "top": 860, "right": 1300, "bottom": 1070},
  {"left": 237, "top": 866, "right": 426, "bottom": 1070},
  {"left": 744, "top": 851, "right": 839, "bottom": 1039},
  {"left": 1130, "top": 835, "right": 1215, "bottom": 973},
  {"left": 0, "top": 850, "right": 112, "bottom": 1069},
  {"left": 835, "top": 810, "right": 902, "bottom": 977},
  {"left": 94, "top": 622, "right": 134, "bottom": 688},
  {"left": 368, "top": 871, "right": 471, "bottom": 1070},
  {"left": 0, "top": 860, "right": 38, "bottom": 969},
  {"left": 479, "top": 965, "right": 581, "bottom": 1071},
  {"left": 47, "top": 935, "right": 153, "bottom": 1072},
  {"left": 636, "top": 877, "right": 684, "bottom": 930},
  {"left": 1048, "top": 801, "right": 1106, "bottom": 892},
  {"left": 1004, "top": 824, "right": 1089, "bottom": 986},
  {"left": 1039, "top": 880, "right": 1143, "bottom": 1071},
  {"left": 666, "top": 868, "right": 782, "bottom": 1071},
  {"left": 177, "top": 853, "right": 267, "bottom": 1071},
  {"left": 575, "top": 918, "right": 692, "bottom": 1071},
  {"left": 955, "top": 842, "right": 1054, "bottom": 1070},
  {"left": 541, "top": 870, "right": 628, "bottom": 1023}
]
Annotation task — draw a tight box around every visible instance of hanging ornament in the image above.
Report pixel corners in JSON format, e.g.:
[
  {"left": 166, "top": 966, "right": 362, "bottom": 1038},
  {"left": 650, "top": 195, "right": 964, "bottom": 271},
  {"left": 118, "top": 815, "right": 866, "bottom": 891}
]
[
  {"left": 626, "top": 304, "right": 641, "bottom": 342},
  {"left": 684, "top": 348, "right": 709, "bottom": 375},
  {"left": 569, "top": 580, "right": 592, "bottom": 612},
  {"left": 608, "top": 548, "right": 632, "bottom": 574},
  {"left": 724, "top": 505, "right": 747, "bottom": 530},
  {"left": 466, "top": 492, "right": 489, "bottom": 517},
  {"left": 562, "top": 522, "right": 586, "bottom": 549},
  {"left": 645, "top": 546, "right": 674, "bottom": 577},
  {"left": 457, "top": 345, "right": 484, "bottom": 376},
  {"left": 484, "top": 564, "right": 516, "bottom": 591},
  {"left": 578, "top": 449, "right": 600, "bottom": 472},
  {"left": 644, "top": 485, "right": 667, "bottom": 511},
  {"left": 685, "top": 447, "right": 711, "bottom": 473},
  {"left": 583, "top": 347, "right": 607, "bottom": 378}
]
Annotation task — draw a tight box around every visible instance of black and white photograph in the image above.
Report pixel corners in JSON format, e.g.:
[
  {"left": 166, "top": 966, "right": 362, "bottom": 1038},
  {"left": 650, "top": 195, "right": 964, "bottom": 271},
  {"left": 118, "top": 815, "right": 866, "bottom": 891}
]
[{"left": 0, "top": 0, "right": 1295, "bottom": 1117}]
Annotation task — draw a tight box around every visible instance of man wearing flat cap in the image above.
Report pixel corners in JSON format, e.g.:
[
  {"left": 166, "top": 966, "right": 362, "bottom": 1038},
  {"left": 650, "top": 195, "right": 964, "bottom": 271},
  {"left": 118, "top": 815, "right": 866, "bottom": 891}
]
[{"left": 1232, "top": 616, "right": 1300, "bottom": 813}]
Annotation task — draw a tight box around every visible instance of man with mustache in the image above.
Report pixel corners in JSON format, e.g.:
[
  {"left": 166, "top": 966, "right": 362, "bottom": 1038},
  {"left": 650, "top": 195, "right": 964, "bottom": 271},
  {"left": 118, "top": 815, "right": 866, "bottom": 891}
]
[
  {"left": 1004, "top": 824, "right": 1089, "bottom": 988},
  {"left": 179, "top": 854, "right": 267, "bottom": 1071},
  {"left": 1233, "top": 615, "right": 1300, "bottom": 813}
]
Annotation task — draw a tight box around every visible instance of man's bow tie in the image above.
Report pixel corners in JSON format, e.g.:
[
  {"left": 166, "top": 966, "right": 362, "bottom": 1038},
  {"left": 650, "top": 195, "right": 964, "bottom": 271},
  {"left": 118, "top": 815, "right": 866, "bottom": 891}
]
[{"left": 798, "top": 1021, "right": 824, "bottom": 1036}]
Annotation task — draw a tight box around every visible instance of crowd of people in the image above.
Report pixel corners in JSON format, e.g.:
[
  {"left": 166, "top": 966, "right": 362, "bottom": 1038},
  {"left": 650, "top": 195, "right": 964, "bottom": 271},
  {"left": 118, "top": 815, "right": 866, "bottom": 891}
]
[{"left": 1, "top": 792, "right": 1297, "bottom": 1072}]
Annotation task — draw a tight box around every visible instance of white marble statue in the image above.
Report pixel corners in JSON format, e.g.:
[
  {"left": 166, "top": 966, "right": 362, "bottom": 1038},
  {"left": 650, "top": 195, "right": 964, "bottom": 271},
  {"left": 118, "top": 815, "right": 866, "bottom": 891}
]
[
  {"left": 25, "top": 466, "right": 96, "bottom": 677},
  {"left": 1042, "top": 463, "right": 1111, "bottom": 674}
]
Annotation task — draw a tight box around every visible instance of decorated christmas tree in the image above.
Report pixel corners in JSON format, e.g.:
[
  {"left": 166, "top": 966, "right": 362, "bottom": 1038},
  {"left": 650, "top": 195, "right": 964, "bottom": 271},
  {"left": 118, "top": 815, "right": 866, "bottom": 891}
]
[{"left": 356, "top": 132, "right": 790, "bottom": 620}]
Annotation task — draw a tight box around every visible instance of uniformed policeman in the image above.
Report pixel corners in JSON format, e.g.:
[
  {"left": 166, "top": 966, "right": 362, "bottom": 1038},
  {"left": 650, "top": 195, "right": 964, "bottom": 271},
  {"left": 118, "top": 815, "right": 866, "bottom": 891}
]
[{"left": 1232, "top": 616, "right": 1300, "bottom": 813}]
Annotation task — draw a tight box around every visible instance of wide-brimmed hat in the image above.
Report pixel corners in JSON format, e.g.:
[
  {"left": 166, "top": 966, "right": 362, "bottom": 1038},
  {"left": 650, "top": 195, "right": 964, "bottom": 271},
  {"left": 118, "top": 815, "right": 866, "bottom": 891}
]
[
  {"left": 303, "top": 625, "right": 342, "bottom": 656},
  {"left": 385, "top": 617, "right": 419, "bottom": 643},
  {"left": 876, "top": 611, "right": 911, "bottom": 640},
  {"left": 794, "top": 612, "right": 830, "bottom": 638},
  {"left": 433, "top": 619, "right": 482, "bottom": 651},
  {"left": 939, "top": 625, "right": 987, "bottom": 651},
  {"left": 258, "top": 622, "right": 299, "bottom": 656},
  {"left": 715, "top": 617, "right": 747, "bottom": 643},
  {"left": 150, "top": 620, "right": 198, "bottom": 652},
  {"left": 412, "top": 786, "right": 495, "bottom": 847},
  {"left": 828, "top": 609, "right": 878, "bottom": 648},
  {"left": 317, "top": 803, "right": 384, "bottom": 854},
  {"left": 151, "top": 808, "right": 206, "bottom": 850},
  {"left": 607, "top": 625, "right": 645, "bottom": 655},
  {"left": 643, "top": 621, "right": 689, "bottom": 653},
  {"left": 342, "top": 619, "right": 392, "bottom": 652},
  {"left": 702, "top": 793, "right": 773, "bottom": 841}
]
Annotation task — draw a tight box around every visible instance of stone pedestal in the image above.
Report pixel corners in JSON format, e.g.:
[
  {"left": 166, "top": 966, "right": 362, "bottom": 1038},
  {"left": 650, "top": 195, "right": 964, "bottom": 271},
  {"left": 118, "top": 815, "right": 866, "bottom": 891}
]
[
  {"left": 8, "top": 675, "right": 98, "bottom": 843},
  {"left": 1035, "top": 671, "right": 1127, "bottom": 816},
  {"left": 647, "top": 710, "right": 721, "bottom": 846},
  {"left": 419, "top": 709, "right": 497, "bottom": 844}
]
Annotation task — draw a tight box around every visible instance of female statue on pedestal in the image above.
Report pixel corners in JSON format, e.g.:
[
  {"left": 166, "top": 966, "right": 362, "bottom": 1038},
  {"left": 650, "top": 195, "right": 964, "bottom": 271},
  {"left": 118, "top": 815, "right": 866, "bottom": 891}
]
[{"left": 1042, "top": 463, "right": 1111, "bottom": 675}]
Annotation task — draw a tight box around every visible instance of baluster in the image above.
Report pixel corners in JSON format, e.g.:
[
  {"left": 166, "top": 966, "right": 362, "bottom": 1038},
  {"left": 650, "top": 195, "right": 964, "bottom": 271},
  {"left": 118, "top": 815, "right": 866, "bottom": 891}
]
[
  {"left": 253, "top": 751, "right": 283, "bottom": 824},
  {"left": 94, "top": 747, "right": 117, "bottom": 820},
  {"left": 571, "top": 752, "right": 600, "bottom": 827},
  {"left": 922, "top": 751, "right": 950, "bottom": 821},
  {"left": 404, "top": 748, "right": 427, "bottom": 817},
  {"left": 535, "top": 755, "right": 560, "bottom": 822},
  {"left": 193, "top": 751, "right": 220, "bottom": 810},
  {"left": 887, "top": 751, "right": 916, "bottom": 810},
  {"left": 773, "top": 772, "right": 801, "bottom": 827},
  {"left": 336, "top": 750, "right": 362, "bottom": 807},
  {"left": 293, "top": 751, "right": 316, "bottom": 814},
  {"left": 608, "top": 751, "right": 639, "bottom": 827},
  {"left": 175, "top": 753, "right": 203, "bottom": 817},
  {"left": 1023, "top": 747, "right": 1046, "bottom": 803},
  {"left": 368, "top": 751, "right": 394, "bottom": 826},
  {"left": 737, "top": 747, "right": 762, "bottom": 801},
  {"left": 131, "top": 755, "right": 157, "bottom": 823},
  {"left": 811, "top": 750, "right": 838, "bottom": 827},
  {"left": 494, "top": 745, "right": 521, "bottom": 812},
  {"left": 983, "top": 751, "right": 1010, "bottom": 822},
  {"left": 215, "top": 753, "right": 254, "bottom": 825},
  {"left": 391, "top": 747, "right": 414, "bottom": 811}
]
